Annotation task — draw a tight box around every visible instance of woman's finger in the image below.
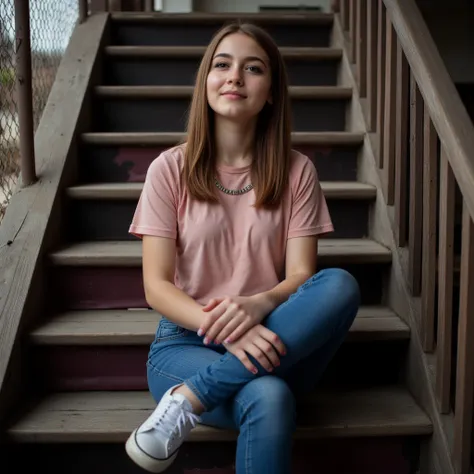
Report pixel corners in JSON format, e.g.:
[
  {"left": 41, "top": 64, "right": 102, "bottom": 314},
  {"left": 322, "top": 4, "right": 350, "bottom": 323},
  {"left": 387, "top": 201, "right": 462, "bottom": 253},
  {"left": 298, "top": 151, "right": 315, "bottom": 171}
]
[
  {"left": 235, "top": 349, "right": 258, "bottom": 374},
  {"left": 224, "top": 317, "right": 254, "bottom": 344},
  {"left": 253, "top": 336, "right": 280, "bottom": 368},
  {"left": 214, "top": 312, "right": 245, "bottom": 344},
  {"left": 204, "top": 311, "right": 235, "bottom": 344},
  {"left": 245, "top": 343, "right": 274, "bottom": 372},
  {"left": 258, "top": 326, "right": 287, "bottom": 356},
  {"left": 204, "top": 303, "right": 240, "bottom": 343},
  {"left": 202, "top": 298, "right": 224, "bottom": 312},
  {"left": 198, "top": 300, "right": 228, "bottom": 336}
]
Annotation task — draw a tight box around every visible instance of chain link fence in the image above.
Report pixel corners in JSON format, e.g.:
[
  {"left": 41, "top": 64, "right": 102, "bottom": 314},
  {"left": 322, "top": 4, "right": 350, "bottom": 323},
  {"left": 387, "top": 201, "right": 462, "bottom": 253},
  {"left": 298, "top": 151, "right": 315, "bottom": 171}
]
[{"left": 0, "top": 1, "right": 79, "bottom": 222}]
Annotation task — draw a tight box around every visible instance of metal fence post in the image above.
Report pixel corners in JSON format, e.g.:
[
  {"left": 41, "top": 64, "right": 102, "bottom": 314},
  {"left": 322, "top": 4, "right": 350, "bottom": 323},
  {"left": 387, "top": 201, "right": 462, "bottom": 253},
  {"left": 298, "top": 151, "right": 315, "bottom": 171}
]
[{"left": 14, "top": 0, "right": 36, "bottom": 186}]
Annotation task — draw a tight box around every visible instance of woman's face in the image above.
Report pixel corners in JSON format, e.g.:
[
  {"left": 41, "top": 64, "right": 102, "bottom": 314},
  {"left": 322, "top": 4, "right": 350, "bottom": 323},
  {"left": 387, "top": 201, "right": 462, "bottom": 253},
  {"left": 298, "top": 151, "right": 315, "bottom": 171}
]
[{"left": 206, "top": 32, "right": 272, "bottom": 123}]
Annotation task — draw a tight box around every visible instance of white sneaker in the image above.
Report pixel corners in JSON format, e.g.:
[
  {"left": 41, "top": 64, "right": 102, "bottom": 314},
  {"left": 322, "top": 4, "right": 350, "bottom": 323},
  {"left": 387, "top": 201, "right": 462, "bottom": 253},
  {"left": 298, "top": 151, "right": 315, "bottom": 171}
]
[{"left": 125, "top": 385, "right": 201, "bottom": 473}]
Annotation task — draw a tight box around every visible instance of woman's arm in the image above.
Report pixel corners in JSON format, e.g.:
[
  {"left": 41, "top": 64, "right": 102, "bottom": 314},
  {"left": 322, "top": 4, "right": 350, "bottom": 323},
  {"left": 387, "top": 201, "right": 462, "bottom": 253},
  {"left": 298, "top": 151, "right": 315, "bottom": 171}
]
[
  {"left": 255, "top": 235, "right": 318, "bottom": 311},
  {"left": 199, "top": 236, "right": 319, "bottom": 344},
  {"left": 142, "top": 234, "right": 204, "bottom": 332}
]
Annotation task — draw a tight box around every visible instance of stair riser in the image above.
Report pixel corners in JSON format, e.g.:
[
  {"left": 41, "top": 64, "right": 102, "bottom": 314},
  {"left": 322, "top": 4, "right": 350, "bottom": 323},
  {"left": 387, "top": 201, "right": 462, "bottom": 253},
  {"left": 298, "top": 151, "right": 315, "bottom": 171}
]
[
  {"left": 79, "top": 144, "right": 359, "bottom": 183},
  {"left": 31, "top": 341, "right": 406, "bottom": 391},
  {"left": 7, "top": 438, "right": 420, "bottom": 474},
  {"left": 94, "top": 98, "right": 348, "bottom": 133},
  {"left": 111, "top": 23, "right": 331, "bottom": 47},
  {"left": 66, "top": 198, "right": 370, "bottom": 241},
  {"left": 105, "top": 57, "right": 339, "bottom": 86},
  {"left": 50, "top": 264, "right": 388, "bottom": 311}
]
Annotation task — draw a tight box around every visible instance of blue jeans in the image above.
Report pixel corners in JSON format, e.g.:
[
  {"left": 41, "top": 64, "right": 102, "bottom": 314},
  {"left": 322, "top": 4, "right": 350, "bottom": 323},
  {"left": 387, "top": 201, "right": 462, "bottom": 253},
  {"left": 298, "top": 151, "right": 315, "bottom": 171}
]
[{"left": 147, "top": 268, "right": 360, "bottom": 474}]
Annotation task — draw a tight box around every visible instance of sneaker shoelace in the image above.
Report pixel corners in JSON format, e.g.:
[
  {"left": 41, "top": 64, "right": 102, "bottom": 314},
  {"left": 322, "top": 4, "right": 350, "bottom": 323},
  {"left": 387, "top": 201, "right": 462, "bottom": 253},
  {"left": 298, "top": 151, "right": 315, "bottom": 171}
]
[{"left": 153, "top": 398, "right": 200, "bottom": 439}]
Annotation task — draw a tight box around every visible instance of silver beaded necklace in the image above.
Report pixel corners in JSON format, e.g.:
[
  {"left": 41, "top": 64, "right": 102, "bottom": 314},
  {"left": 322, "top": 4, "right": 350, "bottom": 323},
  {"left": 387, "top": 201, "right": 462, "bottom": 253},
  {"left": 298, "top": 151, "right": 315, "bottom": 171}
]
[{"left": 214, "top": 177, "right": 254, "bottom": 196}]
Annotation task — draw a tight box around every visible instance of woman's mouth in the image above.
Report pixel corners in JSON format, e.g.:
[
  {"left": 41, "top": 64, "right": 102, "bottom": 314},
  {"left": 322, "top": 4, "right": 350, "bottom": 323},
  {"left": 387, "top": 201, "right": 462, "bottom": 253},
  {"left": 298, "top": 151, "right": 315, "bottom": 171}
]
[{"left": 221, "top": 91, "right": 246, "bottom": 99}]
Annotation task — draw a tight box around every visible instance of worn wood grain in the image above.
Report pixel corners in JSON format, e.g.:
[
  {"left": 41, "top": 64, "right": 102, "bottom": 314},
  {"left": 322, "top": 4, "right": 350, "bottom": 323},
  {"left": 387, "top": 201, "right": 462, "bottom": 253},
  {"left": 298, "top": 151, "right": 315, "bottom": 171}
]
[
  {"left": 355, "top": 1, "right": 367, "bottom": 97},
  {"left": 366, "top": 0, "right": 378, "bottom": 130},
  {"left": 394, "top": 41, "right": 409, "bottom": 247},
  {"left": 420, "top": 112, "right": 437, "bottom": 352},
  {"left": 81, "top": 131, "right": 365, "bottom": 146},
  {"left": 66, "top": 181, "right": 377, "bottom": 200},
  {"left": 375, "top": 0, "right": 386, "bottom": 167},
  {"left": 7, "top": 386, "right": 432, "bottom": 443},
  {"left": 49, "top": 239, "right": 392, "bottom": 267},
  {"left": 29, "top": 306, "right": 409, "bottom": 345},
  {"left": 408, "top": 76, "right": 423, "bottom": 297},
  {"left": 0, "top": 13, "right": 109, "bottom": 401},
  {"left": 349, "top": 0, "right": 356, "bottom": 62},
  {"left": 105, "top": 45, "right": 344, "bottom": 59},
  {"left": 382, "top": 19, "right": 396, "bottom": 205},
  {"left": 110, "top": 12, "right": 335, "bottom": 24},
  {"left": 94, "top": 85, "right": 353, "bottom": 100},
  {"left": 436, "top": 149, "right": 455, "bottom": 414}
]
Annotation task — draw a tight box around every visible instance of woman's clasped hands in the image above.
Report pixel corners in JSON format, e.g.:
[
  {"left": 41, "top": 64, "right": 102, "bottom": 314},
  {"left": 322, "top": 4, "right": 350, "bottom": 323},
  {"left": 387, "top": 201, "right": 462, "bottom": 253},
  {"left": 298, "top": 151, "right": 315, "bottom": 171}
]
[{"left": 197, "top": 295, "right": 287, "bottom": 374}]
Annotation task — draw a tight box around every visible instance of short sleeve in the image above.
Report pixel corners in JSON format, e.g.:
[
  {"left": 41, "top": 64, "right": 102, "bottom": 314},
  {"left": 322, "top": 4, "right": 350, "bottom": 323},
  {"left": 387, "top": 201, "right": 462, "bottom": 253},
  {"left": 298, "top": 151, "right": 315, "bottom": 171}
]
[
  {"left": 128, "top": 154, "right": 178, "bottom": 239},
  {"left": 288, "top": 158, "right": 334, "bottom": 239}
]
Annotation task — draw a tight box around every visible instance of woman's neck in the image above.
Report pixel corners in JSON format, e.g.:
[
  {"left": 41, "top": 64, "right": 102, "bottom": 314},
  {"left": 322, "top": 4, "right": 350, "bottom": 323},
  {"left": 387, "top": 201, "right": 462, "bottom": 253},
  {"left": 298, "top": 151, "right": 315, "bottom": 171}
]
[{"left": 214, "top": 117, "right": 256, "bottom": 168}]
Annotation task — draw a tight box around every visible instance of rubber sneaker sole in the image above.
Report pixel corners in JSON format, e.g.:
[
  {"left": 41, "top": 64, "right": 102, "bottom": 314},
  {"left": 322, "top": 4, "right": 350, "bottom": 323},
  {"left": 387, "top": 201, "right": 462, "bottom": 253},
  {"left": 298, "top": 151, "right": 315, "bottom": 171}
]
[{"left": 125, "top": 429, "right": 179, "bottom": 473}]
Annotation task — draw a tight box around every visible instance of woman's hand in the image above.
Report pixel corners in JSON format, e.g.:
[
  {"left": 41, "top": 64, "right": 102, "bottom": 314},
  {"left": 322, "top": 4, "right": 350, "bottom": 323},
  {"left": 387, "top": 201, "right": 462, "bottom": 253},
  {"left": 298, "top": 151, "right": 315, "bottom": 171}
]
[
  {"left": 198, "top": 294, "right": 275, "bottom": 345},
  {"left": 223, "top": 324, "right": 286, "bottom": 374}
]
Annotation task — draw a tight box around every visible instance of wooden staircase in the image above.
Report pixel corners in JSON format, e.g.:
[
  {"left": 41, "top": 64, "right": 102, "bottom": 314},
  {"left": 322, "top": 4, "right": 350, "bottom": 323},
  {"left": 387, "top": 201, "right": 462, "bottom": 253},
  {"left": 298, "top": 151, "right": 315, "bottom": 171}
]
[{"left": 2, "top": 10, "right": 435, "bottom": 474}]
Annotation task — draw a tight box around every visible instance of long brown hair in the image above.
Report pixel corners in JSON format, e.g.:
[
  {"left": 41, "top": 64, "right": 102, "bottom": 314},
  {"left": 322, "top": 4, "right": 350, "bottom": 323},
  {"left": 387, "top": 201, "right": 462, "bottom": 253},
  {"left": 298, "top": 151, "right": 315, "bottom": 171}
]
[{"left": 182, "top": 22, "right": 292, "bottom": 208}]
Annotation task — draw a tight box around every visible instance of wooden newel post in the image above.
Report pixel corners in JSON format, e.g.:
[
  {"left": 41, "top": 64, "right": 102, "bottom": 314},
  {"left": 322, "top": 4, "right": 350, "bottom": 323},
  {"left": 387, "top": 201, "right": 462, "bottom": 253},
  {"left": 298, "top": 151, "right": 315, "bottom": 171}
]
[{"left": 14, "top": 0, "right": 36, "bottom": 186}]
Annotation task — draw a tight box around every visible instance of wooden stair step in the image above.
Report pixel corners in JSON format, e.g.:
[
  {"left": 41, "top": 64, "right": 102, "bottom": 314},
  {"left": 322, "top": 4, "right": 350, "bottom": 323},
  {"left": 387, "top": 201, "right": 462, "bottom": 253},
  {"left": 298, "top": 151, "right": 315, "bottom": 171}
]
[
  {"left": 66, "top": 181, "right": 376, "bottom": 200},
  {"left": 49, "top": 239, "right": 392, "bottom": 266},
  {"left": 94, "top": 85, "right": 352, "bottom": 100},
  {"left": 29, "top": 306, "right": 409, "bottom": 345},
  {"left": 80, "top": 131, "right": 365, "bottom": 146},
  {"left": 8, "top": 386, "right": 432, "bottom": 443},
  {"left": 110, "top": 12, "right": 334, "bottom": 25},
  {"left": 105, "top": 45, "right": 343, "bottom": 60}
]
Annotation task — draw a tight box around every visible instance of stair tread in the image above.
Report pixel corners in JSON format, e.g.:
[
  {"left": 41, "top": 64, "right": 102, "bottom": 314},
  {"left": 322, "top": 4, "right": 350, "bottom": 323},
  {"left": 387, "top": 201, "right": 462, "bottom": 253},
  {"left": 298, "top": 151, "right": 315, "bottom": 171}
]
[
  {"left": 105, "top": 45, "right": 343, "bottom": 59},
  {"left": 110, "top": 12, "right": 334, "bottom": 24},
  {"left": 8, "top": 386, "right": 431, "bottom": 442},
  {"left": 50, "top": 239, "right": 392, "bottom": 266},
  {"left": 66, "top": 181, "right": 376, "bottom": 200},
  {"left": 29, "top": 306, "right": 409, "bottom": 345},
  {"left": 94, "top": 85, "right": 352, "bottom": 99},
  {"left": 81, "top": 131, "right": 365, "bottom": 146}
]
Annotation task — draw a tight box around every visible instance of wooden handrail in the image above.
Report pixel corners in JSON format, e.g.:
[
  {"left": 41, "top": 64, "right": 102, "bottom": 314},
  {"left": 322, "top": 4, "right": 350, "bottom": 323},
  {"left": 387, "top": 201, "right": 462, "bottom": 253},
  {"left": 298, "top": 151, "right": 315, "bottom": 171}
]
[{"left": 383, "top": 0, "right": 474, "bottom": 222}]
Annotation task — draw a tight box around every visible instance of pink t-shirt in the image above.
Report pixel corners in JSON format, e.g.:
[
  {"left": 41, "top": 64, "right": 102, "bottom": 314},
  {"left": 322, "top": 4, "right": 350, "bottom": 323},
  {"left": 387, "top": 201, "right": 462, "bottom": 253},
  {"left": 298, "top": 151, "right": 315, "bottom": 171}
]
[{"left": 129, "top": 144, "right": 334, "bottom": 305}]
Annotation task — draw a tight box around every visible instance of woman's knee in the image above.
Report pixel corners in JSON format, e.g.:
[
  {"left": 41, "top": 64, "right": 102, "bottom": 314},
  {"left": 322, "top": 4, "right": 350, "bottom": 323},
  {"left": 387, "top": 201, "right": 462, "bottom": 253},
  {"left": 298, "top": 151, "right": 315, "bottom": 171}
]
[
  {"left": 237, "top": 376, "right": 296, "bottom": 430},
  {"left": 320, "top": 267, "right": 360, "bottom": 307}
]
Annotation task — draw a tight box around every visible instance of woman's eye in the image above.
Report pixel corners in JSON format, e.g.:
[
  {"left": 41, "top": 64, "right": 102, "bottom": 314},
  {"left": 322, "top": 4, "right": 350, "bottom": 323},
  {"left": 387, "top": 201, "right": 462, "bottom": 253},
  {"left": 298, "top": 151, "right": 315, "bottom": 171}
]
[
  {"left": 247, "top": 65, "right": 263, "bottom": 74},
  {"left": 214, "top": 62, "right": 228, "bottom": 68}
]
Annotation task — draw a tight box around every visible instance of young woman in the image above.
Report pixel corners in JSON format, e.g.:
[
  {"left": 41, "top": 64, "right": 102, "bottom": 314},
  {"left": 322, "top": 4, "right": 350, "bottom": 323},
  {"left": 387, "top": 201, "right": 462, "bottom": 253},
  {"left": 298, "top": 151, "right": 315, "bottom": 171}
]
[{"left": 125, "top": 22, "right": 360, "bottom": 474}]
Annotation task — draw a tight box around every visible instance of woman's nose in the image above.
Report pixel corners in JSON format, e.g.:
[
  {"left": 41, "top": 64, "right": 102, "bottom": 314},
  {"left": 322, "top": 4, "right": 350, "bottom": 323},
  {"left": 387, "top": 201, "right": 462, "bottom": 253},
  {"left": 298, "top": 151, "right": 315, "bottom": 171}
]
[{"left": 226, "top": 67, "right": 243, "bottom": 85}]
